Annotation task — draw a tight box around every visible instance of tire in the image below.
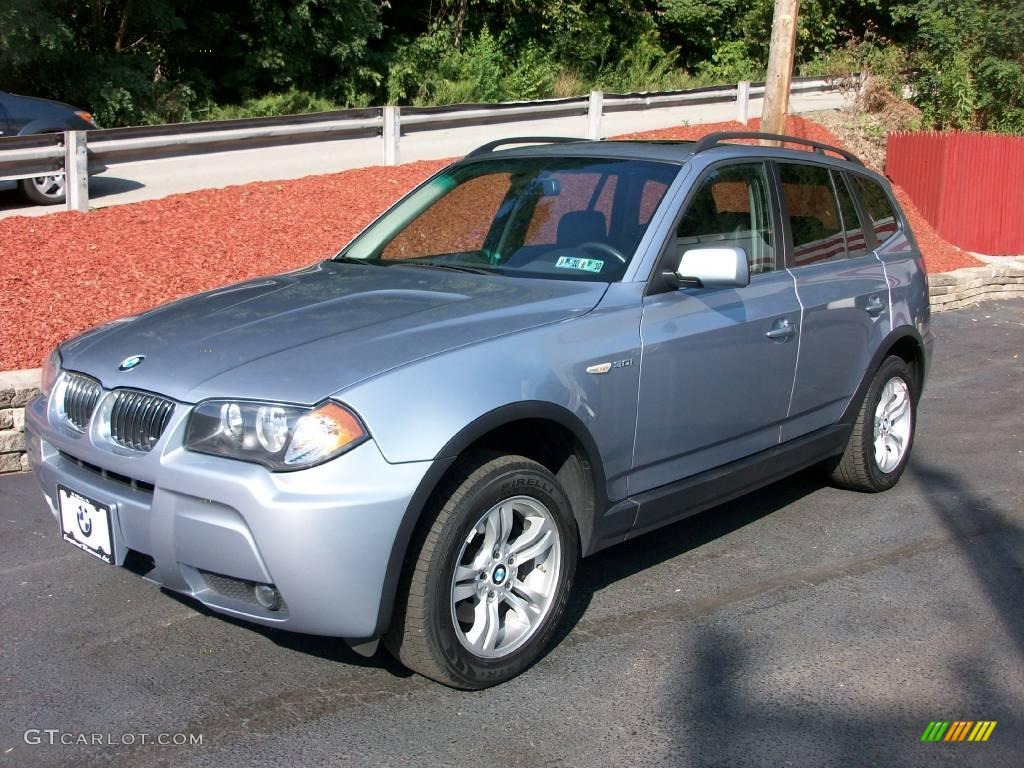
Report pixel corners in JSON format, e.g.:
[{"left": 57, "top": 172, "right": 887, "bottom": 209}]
[
  {"left": 385, "top": 453, "right": 579, "bottom": 689},
  {"left": 831, "top": 355, "right": 917, "bottom": 492},
  {"left": 19, "top": 174, "right": 66, "bottom": 205}
]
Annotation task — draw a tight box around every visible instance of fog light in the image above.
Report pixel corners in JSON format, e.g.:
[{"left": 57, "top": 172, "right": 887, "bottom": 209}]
[{"left": 254, "top": 584, "right": 282, "bottom": 611}]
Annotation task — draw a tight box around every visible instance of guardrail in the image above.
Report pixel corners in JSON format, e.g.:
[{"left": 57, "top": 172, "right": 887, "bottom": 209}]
[{"left": 0, "top": 75, "right": 842, "bottom": 212}]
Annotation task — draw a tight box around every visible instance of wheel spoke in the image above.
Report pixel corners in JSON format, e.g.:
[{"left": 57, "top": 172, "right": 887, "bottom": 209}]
[
  {"left": 480, "top": 515, "right": 499, "bottom": 561},
  {"left": 504, "top": 590, "right": 541, "bottom": 627},
  {"left": 496, "top": 502, "right": 514, "bottom": 547},
  {"left": 508, "top": 515, "right": 550, "bottom": 556},
  {"left": 452, "top": 582, "right": 477, "bottom": 603},
  {"left": 511, "top": 527, "right": 554, "bottom": 565},
  {"left": 512, "top": 579, "right": 547, "bottom": 607},
  {"left": 887, "top": 393, "right": 909, "bottom": 422},
  {"left": 874, "top": 435, "right": 888, "bottom": 468},
  {"left": 466, "top": 596, "right": 501, "bottom": 651}
]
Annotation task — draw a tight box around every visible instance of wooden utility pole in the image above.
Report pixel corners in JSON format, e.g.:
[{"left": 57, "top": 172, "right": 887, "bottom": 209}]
[{"left": 761, "top": 0, "right": 800, "bottom": 141}]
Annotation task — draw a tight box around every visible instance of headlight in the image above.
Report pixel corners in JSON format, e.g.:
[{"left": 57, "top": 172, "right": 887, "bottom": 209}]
[
  {"left": 185, "top": 399, "right": 367, "bottom": 471},
  {"left": 41, "top": 347, "right": 61, "bottom": 396}
]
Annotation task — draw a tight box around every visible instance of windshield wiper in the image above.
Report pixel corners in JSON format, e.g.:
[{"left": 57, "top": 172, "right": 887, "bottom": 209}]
[
  {"left": 332, "top": 255, "right": 375, "bottom": 266},
  {"left": 395, "top": 262, "right": 495, "bottom": 276}
]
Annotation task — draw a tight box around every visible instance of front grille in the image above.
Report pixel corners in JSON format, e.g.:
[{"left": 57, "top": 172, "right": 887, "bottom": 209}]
[
  {"left": 108, "top": 390, "right": 174, "bottom": 452},
  {"left": 58, "top": 450, "right": 155, "bottom": 494},
  {"left": 63, "top": 373, "right": 102, "bottom": 432}
]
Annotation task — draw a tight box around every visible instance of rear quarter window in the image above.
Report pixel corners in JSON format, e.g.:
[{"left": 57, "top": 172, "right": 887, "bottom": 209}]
[{"left": 852, "top": 174, "right": 901, "bottom": 244}]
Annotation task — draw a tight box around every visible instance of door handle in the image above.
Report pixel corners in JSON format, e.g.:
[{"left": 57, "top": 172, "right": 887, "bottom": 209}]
[
  {"left": 765, "top": 318, "right": 796, "bottom": 341},
  {"left": 866, "top": 296, "right": 886, "bottom": 317}
]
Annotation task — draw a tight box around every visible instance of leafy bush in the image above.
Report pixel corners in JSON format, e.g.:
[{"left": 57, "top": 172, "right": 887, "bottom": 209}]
[
  {"left": 205, "top": 90, "right": 341, "bottom": 120},
  {"left": 901, "top": 0, "right": 1024, "bottom": 133},
  {"left": 695, "top": 41, "right": 763, "bottom": 84}
]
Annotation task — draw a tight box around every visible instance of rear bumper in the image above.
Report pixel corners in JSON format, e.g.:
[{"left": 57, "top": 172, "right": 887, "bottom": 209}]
[{"left": 25, "top": 392, "right": 431, "bottom": 638}]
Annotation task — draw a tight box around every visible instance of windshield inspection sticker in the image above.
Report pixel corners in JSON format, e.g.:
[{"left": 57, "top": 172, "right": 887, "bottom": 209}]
[{"left": 555, "top": 256, "right": 604, "bottom": 273}]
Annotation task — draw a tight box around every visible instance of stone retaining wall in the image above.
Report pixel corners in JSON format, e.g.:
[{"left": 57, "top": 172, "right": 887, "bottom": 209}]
[
  {"left": 0, "top": 369, "right": 40, "bottom": 473},
  {"left": 1, "top": 264, "right": 1022, "bottom": 473},
  {"left": 929, "top": 265, "right": 1024, "bottom": 313}
]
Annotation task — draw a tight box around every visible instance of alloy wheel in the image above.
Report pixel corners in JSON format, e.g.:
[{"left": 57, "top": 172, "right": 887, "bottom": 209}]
[
  {"left": 873, "top": 376, "right": 912, "bottom": 473},
  {"left": 450, "top": 495, "right": 562, "bottom": 658}
]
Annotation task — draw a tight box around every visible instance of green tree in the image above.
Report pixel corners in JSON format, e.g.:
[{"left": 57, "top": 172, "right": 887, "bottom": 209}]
[{"left": 901, "top": 0, "right": 1024, "bottom": 132}]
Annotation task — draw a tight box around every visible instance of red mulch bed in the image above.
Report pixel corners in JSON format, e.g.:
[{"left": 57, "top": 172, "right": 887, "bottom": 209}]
[{"left": 0, "top": 116, "right": 977, "bottom": 371}]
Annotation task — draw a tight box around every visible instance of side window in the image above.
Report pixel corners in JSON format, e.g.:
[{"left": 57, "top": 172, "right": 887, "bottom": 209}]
[
  {"left": 831, "top": 171, "right": 868, "bottom": 259},
  {"left": 676, "top": 163, "right": 775, "bottom": 274},
  {"left": 853, "top": 174, "right": 901, "bottom": 244},
  {"left": 779, "top": 163, "right": 845, "bottom": 266}
]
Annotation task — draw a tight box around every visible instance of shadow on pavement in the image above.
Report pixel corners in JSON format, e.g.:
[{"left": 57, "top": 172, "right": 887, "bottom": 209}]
[
  {"left": 0, "top": 175, "right": 145, "bottom": 214},
  {"left": 665, "top": 459, "right": 1023, "bottom": 767},
  {"left": 551, "top": 466, "right": 828, "bottom": 649},
  {"left": 161, "top": 588, "right": 416, "bottom": 676},
  {"left": 908, "top": 459, "right": 1024, "bottom": 655}
]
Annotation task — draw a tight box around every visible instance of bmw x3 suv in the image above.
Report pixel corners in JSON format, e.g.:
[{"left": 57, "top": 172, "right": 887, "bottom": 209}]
[{"left": 26, "top": 131, "right": 933, "bottom": 688}]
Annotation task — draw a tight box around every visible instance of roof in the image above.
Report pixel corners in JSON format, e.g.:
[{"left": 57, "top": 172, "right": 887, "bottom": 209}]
[{"left": 458, "top": 132, "right": 867, "bottom": 171}]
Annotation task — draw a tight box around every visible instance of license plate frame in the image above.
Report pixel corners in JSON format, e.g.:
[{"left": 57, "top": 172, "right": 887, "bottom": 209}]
[{"left": 57, "top": 484, "right": 115, "bottom": 565}]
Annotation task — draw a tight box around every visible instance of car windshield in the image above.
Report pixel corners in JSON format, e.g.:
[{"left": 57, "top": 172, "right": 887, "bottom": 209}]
[{"left": 335, "top": 156, "right": 680, "bottom": 281}]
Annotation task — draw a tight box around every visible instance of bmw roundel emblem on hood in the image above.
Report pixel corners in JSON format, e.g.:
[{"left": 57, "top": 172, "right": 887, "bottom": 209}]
[{"left": 118, "top": 355, "right": 145, "bottom": 372}]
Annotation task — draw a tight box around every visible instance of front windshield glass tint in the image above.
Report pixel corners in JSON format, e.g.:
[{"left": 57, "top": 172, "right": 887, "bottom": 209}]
[{"left": 338, "top": 157, "right": 680, "bottom": 281}]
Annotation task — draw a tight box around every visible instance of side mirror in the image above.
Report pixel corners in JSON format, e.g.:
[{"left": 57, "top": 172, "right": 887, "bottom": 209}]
[{"left": 673, "top": 246, "right": 750, "bottom": 289}]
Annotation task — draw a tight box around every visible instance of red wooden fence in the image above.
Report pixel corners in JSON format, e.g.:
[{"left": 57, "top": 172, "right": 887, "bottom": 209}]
[{"left": 886, "top": 131, "right": 1024, "bottom": 255}]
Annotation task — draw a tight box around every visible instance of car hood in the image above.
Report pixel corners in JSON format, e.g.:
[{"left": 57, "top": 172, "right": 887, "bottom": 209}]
[
  {"left": 59, "top": 261, "right": 607, "bottom": 404},
  {"left": 6, "top": 92, "right": 82, "bottom": 114}
]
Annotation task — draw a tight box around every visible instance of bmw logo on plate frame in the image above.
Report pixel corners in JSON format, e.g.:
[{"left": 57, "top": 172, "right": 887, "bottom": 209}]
[{"left": 118, "top": 355, "right": 145, "bottom": 372}]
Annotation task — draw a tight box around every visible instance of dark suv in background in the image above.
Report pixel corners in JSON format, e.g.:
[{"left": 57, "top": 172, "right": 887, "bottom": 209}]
[{"left": 0, "top": 90, "right": 98, "bottom": 204}]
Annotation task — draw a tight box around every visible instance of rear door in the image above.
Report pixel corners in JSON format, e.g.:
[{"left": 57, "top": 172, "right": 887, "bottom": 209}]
[
  {"left": 632, "top": 161, "right": 801, "bottom": 502},
  {"left": 778, "top": 161, "right": 890, "bottom": 440}
]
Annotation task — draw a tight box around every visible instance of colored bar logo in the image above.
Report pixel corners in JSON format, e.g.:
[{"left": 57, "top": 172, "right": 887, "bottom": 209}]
[{"left": 921, "top": 721, "right": 997, "bottom": 742}]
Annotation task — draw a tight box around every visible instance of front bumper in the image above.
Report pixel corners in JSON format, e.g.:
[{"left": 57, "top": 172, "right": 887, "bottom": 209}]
[{"left": 24, "top": 391, "right": 432, "bottom": 638}]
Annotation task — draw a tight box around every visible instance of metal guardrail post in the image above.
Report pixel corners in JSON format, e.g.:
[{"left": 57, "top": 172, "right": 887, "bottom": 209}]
[
  {"left": 736, "top": 81, "right": 751, "bottom": 125},
  {"left": 383, "top": 106, "right": 400, "bottom": 166},
  {"left": 65, "top": 131, "right": 89, "bottom": 212},
  {"left": 587, "top": 92, "right": 603, "bottom": 140}
]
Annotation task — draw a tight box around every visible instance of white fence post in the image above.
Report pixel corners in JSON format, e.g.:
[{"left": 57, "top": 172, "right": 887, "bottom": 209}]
[
  {"left": 736, "top": 81, "right": 751, "bottom": 125},
  {"left": 64, "top": 131, "right": 89, "bottom": 212},
  {"left": 587, "top": 91, "right": 603, "bottom": 140},
  {"left": 383, "top": 106, "right": 400, "bottom": 166}
]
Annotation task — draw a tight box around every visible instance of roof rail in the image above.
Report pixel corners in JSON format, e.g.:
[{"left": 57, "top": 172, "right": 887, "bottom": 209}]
[
  {"left": 691, "top": 131, "right": 863, "bottom": 165},
  {"left": 466, "top": 136, "right": 590, "bottom": 157}
]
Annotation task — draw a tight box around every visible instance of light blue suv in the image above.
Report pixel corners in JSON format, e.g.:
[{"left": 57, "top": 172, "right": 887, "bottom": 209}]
[{"left": 26, "top": 132, "right": 932, "bottom": 688}]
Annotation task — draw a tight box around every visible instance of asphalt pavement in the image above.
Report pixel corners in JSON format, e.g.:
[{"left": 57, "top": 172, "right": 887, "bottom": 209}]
[{"left": 1, "top": 299, "right": 1022, "bottom": 768}]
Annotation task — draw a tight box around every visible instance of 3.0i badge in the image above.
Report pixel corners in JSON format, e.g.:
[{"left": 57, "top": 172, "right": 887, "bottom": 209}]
[{"left": 118, "top": 354, "right": 145, "bottom": 371}]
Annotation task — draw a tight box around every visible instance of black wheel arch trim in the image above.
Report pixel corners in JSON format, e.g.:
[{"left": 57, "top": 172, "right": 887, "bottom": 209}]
[
  {"left": 368, "top": 400, "right": 609, "bottom": 638},
  {"left": 840, "top": 325, "right": 927, "bottom": 426}
]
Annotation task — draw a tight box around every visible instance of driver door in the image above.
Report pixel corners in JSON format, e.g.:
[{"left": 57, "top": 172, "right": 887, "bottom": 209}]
[{"left": 631, "top": 161, "right": 801, "bottom": 516}]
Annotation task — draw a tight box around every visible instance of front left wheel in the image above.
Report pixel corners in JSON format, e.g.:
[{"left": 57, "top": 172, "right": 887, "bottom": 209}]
[{"left": 385, "top": 453, "right": 578, "bottom": 689}]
